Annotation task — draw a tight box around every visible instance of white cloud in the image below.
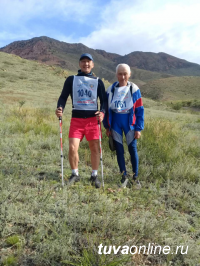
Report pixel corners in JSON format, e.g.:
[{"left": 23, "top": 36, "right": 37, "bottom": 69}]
[
  {"left": 1, "top": 0, "right": 200, "bottom": 64},
  {"left": 80, "top": 0, "right": 200, "bottom": 63},
  {"left": 0, "top": 0, "right": 96, "bottom": 25},
  {"left": 0, "top": 0, "right": 99, "bottom": 47}
]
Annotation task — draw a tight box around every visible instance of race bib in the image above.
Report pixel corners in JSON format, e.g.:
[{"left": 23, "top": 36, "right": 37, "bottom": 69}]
[
  {"left": 73, "top": 76, "right": 98, "bottom": 110},
  {"left": 110, "top": 85, "right": 133, "bottom": 113}
]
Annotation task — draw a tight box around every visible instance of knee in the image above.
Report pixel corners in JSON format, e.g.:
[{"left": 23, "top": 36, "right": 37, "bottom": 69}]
[
  {"left": 128, "top": 139, "right": 137, "bottom": 150},
  {"left": 69, "top": 143, "right": 78, "bottom": 154},
  {"left": 128, "top": 144, "right": 138, "bottom": 157},
  {"left": 89, "top": 140, "right": 99, "bottom": 153}
]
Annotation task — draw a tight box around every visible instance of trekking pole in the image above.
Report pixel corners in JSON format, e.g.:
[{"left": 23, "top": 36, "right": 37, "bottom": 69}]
[
  {"left": 98, "top": 120, "right": 104, "bottom": 191},
  {"left": 59, "top": 116, "right": 64, "bottom": 187}
]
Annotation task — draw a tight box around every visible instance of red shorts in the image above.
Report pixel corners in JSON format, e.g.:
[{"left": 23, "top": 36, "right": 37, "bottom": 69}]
[{"left": 69, "top": 117, "right": 102, "bottom": 141}]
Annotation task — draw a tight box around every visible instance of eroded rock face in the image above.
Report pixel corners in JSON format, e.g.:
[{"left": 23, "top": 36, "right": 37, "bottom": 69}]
[{"left": 1, "top": 38, "right": 62, "bottom": 65}]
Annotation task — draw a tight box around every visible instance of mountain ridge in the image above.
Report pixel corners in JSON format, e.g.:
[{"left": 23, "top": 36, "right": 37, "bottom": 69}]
[{"left": 1, "top": 36, "right": 200, "bottom": 82}]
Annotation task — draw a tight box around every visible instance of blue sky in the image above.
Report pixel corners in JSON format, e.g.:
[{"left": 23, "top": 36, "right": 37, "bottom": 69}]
[{"left": 1, "top": 0, "right": 200, "bottom": 64}]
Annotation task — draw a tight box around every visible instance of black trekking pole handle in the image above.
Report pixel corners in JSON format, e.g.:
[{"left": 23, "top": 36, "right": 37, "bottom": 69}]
[{"left": 58, "top": 106, "right": 62, "bottom": 121}]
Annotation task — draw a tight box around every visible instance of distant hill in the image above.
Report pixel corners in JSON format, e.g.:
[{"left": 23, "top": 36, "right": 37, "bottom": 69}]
[
  {"left": 112, "top": 51, "right": 200, "bottom": 76},
  {"left": 95, "top": 48, "right": 200, "bottom": 77},
  {"left": 2, "top": 36, "right": 200, "bottom": 83},
  {"left": 1, "top": 36, "right": 200, "bottom": 102},
  {"left": 140, "top": 76, "right": 200, "bottom": 101},
  {"left": 0, "top": 36, "right": 117, "bottom": 82},
  {"left": 1, "top": 51, "right": 199, "bottom": 105},
  {"left": 95, "top": 49, "right": 121, "bottom": 61}
]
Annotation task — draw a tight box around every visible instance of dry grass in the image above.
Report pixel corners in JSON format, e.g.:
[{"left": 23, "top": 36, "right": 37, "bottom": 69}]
[{"left": 0, "top": 52, "right": 200, "bottom": 266}]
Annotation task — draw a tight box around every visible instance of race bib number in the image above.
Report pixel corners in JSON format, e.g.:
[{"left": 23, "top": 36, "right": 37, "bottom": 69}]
[
  {"left": 110, "top": 85, "right": 133, "bottom": 113},
  {"left": 73, "top": 76, "right": 98, "bottom": 110}
]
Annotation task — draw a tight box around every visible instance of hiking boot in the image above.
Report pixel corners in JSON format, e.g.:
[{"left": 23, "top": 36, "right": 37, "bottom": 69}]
[
  {"left": 67, "top": 174, "right": 80, "bottom": 186},
  {"left": 120, "top": 174, "right": 129, "bottom": 188},
  {"left": 132, "top": 176, "right": 141, "bottom": 189},
  {"left": 90, "top": 175, "right": 101, "bottom": 188},
  {"left": 135, "top": 179, "right": 141, "bottom": 189}
]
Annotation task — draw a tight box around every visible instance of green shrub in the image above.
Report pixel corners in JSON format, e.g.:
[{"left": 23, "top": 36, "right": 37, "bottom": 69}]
[
  {"left": 6, "top": 235, "right": 20, "bottom": 246},
  {"left": 2, "top": 256, "right": 17, "bottom": 266},
  {"left": 172, "top": 102, "right": 182, "bottom": 110}
]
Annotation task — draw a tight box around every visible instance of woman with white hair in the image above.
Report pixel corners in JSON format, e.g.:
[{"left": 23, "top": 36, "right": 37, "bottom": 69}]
[{"left": 103, "top": 64, "right": 144, "bottom": 188}]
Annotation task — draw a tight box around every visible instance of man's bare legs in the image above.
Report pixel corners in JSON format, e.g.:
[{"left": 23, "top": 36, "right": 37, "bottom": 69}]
[
  {"left": 88, "top": 139, "right": 100, "bottom": 170},
  {"left": 69, "top": 138, "right": 100, "bottom": 170},
  {"left": 68, "top": 138, "right": 81, "bottom": 169},
  {"left": 88, "top": 139, "right": 101, "bottom": 188},
  {"left": 68, "top": 138, "right": 101, "bottom": 188}
]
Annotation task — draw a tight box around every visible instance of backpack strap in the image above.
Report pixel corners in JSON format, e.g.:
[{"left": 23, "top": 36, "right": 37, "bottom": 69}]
[
  {"left": 111, "top": 82, "right": 118, "bottom": 102},
  {"left": 130, "top": 85, "right": 132, "bottom": 95}
]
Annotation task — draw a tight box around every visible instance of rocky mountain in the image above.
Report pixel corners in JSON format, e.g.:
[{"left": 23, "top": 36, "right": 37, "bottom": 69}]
[
  {"left": 0, "top": 36, "right": 117, "bottom": 82},
  {"left": 114, "top": 51, "right": 200, "bottom": 76},
  {"left": 1, "top": 36, "right": 200, "bottom": 83},
  {"left": 95, "top": 49, "right": 200, "bottom": 76}
]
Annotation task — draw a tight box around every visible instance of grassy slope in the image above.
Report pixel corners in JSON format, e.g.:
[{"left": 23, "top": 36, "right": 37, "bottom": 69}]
[
  {"left": 163, "top": 66, "right": 200, "bottom": 77},
  {"left": 0, "top": 52, "right": 72, "bottom": 106},
  {"left": 0, "top": 52, "right": 200, "bottom": 266},
  {"left": 140, "top": 76, "right": 200, "bottom": 101}
]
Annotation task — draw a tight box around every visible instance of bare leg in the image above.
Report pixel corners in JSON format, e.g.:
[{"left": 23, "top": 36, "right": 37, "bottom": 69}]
[
  {"left": 68, "top": 138, "right": 81, "bottom": 169},
  {"left": 88, "top": 139, "right": 100, "bottom": 170}
]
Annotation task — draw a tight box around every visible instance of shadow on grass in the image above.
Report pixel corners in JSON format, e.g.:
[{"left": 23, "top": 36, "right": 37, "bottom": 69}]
[{"left": 36, "top": 171, "right": 61, "bottom": 182}]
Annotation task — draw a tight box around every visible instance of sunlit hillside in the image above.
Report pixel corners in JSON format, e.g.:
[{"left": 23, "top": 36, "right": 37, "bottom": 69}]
[{"left": 0, "top": 51, "right": 200, "bottom": 266}]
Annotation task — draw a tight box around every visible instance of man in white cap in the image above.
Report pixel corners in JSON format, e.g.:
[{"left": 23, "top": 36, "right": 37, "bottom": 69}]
[{"left": 55, "top": 53, "right": 107, "bottom": 188}]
